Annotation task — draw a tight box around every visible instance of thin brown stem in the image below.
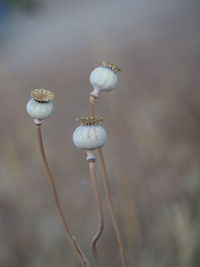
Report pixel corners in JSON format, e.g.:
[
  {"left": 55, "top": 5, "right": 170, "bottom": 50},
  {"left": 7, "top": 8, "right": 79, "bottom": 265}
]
[
  {"left": 89, "top": 160, "right": 104, "bottom": 267},
  {"left": 89, "top": 95, "right": 95, "bottom": 117},
  {"left": 89, "top": 95, "right": 126, "bottom": 267},
  {"left": 35, "top": 124, "right": 88, "bottom": 267},
  {"left": 98, "top": 148, "right": 126, "bottom": 267}
]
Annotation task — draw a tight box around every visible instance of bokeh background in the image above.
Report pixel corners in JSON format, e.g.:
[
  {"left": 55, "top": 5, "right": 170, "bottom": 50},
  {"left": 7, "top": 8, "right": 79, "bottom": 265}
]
[{"left": 0, "top": 0, "right": 200, "bottom": 266}]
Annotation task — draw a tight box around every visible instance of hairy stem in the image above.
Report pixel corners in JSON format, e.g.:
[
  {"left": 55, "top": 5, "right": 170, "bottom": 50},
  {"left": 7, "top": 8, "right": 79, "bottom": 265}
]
[
  {"left": 35, "top": 124, "right": 88, "bottom": 267},
  {"left": 89, "top": 160, "right": 104, "bottom": 267}
]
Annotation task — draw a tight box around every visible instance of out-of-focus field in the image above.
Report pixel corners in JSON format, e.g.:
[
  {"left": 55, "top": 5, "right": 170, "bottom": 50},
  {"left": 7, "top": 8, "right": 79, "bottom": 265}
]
[{"left": 0, "top": 0, "right": 200, "bottom": 266}]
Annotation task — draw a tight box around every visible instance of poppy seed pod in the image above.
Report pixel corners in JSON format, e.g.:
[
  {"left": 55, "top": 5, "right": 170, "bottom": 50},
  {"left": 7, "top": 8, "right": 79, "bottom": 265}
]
[
  {"left": 26, "top": 89, "right": 54, "bottom": 120},
  {"left": 90, "top": 61, "right": 121, "bottom": 97},
  {"left": 73, "top": 117, "right": 107, "bottom": 151}
]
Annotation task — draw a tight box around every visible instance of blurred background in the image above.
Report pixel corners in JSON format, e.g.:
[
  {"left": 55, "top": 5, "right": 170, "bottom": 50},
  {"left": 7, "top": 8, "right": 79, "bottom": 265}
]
[{"left": 0, "top": 0, "right": 200, "bottom": 266}]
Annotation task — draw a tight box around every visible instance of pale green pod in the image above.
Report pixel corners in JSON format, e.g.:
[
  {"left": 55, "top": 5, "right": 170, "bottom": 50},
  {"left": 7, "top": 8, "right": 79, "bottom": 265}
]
[
  {"left": 90, "top": 66, "right": 118, "bottom": 97},
  {"left": 73, "top": 125, "right": 107, "bottom": 150},
  {"left": 26, "top": 99, "right": 54, "bottom": 120}
]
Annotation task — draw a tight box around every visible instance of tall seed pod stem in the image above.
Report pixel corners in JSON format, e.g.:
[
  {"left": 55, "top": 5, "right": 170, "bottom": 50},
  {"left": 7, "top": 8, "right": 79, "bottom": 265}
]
[
  {"left": 88, "top": 158, "right": 104, "bottom": 267},
  {"left": 73, "top": 119, "right": 106, "bottom": 266},
  {"left": 98, "top": 148, "right": 126, "bottom": 267},
  {"left": 35, "top": 123, "right": 88, "bottom": 267},
  {"left": 89, "top": 88, "right": 126, "bottom": 267},
  {"left": 27, "top": 89, "right": 89, "bottom": 267}
]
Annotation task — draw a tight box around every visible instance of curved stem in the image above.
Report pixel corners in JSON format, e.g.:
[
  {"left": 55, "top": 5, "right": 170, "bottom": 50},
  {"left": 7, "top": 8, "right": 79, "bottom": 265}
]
[
  {"left": 89, "top": 160, "right": 104, "bottom": 267},
  {"left": 98, "top": 148, "right": 126, "bottom": 267},
  {"left": 35, "top": 124, "right": 88, "bottom": 267},
  {"left": 89, "top": 93, "right": 126, "bottom": 266}
]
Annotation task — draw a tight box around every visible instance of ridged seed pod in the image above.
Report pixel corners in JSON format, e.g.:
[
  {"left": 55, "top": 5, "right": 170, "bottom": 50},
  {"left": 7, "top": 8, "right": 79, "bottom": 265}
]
[{"left": 73, "top": 117, "right": 107, "bottom": 150}]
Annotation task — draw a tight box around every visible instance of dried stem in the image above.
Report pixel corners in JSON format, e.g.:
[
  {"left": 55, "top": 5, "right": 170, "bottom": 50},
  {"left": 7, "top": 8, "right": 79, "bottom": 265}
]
[
  {"left": 98, "top": 148, "right": 126, "bottom": 267},
  {"left": 35, "top": 124, "right": 88, "bottom": 267},
  {"left": 89, "top": 160, "right": 104, "bottom": 267},
  {"left": 89, "top": 95, "right": 95, "bottom": 117},
  {"left": 89, "top": 94, "right": 126, "bottom": 267}
]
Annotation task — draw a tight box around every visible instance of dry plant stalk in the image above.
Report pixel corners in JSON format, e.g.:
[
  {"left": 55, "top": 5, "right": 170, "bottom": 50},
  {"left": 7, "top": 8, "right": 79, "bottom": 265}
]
[
  {"left": 73, "top": 117, "right": 106, "bottom": 266},
  {"left": 89, "top": 160, "right": 104, "bottom": 267},
  {"left": 89, "top": 94, "right": 126, "bottom": 267},
  {"left": 27, "top": 89, "right": 89, "bottom": 266},
  {"left": 28, "top": 60, "right": 126, "bottom": 267},
  {"left": 98, "top": 148, "right": 126, "bottom": 267},
  {"left": 35, "top": 124, "right": 88, "bottom": 267}
]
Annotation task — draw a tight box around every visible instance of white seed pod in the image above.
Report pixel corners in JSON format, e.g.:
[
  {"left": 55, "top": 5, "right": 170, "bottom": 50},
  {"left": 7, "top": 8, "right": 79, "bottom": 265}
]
[
  {"left": 26, "top": 89, "right": 54, "bottom": 120},
  {"left": 73, "top": 125, "right": 107, "bottom": 150},
  {"left": 27, "top": 99, "right": 54, "bottom": 120},
  {"left": 90, "top": 61, "right": 121, "bottom": 97}
]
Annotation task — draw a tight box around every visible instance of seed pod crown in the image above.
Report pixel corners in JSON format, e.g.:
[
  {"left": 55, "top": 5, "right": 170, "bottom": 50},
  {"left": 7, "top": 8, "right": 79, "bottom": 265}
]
[
  {"left": 76, "top": 116, "right": 103, "bottom": 126},
  {"left": 102, "top": 61, "right": 121, "bottom": 72},
  {"left": 31, "top": 89, "right": 54, "bottom": 103}
]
